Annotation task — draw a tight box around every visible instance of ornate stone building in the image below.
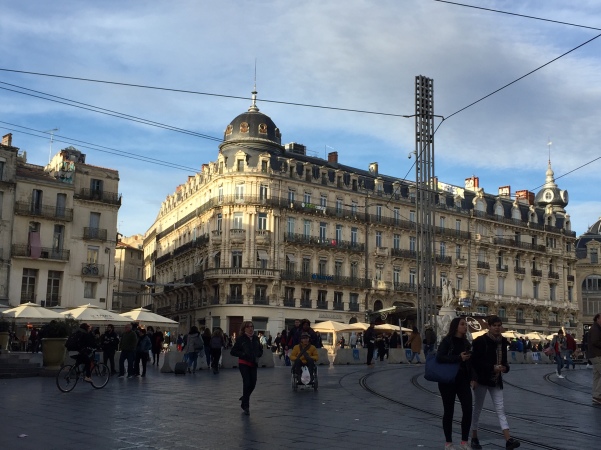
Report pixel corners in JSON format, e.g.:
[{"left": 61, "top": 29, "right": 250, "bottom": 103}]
[
  {"left": 143, "top": 94, "right": 578, "bottom": 337},
  {"left": 575, "top": 219, "right": 601, "bottom": 336}
]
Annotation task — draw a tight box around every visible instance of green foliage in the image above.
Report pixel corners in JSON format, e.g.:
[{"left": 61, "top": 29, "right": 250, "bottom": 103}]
[{"left": 43, "top": 317, "right": 80, "bottom": 338}]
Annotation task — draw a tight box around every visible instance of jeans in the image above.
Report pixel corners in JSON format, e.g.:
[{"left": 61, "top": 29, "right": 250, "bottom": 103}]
[
  {"left": 472, "top": 384, "right": 509, "bottom": 432},
  {"left": 438, "top": 375, "right": 472, "bottom": 442},
  {"left": 564, "top": 351, "right": 574, "bottom": 369},
  {"left": 409, "top": 351, "right": 421, "bottom": 363},
  {"left": 187, "top": 352, "right": 199, "bottom": 371},
  {"left": 135, "top": 351, "right": 148, "bottom": 376},
  {"left": 239, "top": 363, "right": 258, "bottom": 409},
  {"left": 119, "top": 350, "right": 135, "bottom": 376},
  {"left": 103, "top": 349, "right": 116, "bottom": 373},
  {"left": 555, "top": 354, "right": 563, "bottom": 374}
]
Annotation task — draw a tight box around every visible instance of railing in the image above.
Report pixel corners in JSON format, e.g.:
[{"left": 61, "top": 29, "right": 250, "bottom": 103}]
[
  {"left": 14, "top": 201, "right": 73, "bottom": 221},
  {"left": 436, "top": 255, "right": 452, "bottom": 264},
  {"left": 493, "top": 237, "right": 545, "bottom": 252},
  {"left": 393, "top": 282, "right": 417, "bottom": 293},
  {"left": 226, "top": 296, "right": 243, "bottom": 304},
  {"left": 283, "top": 298, "right": 296, "bottom": 307},
  {"left": 316, "top": 300, "right": 328, "bottom": 310},
  {"left": 549, "top": 321, "right": 561, "bottom": 327},
  {"left": 531, "top": 269, "right": 542, "bottom": 277},
  {"left": 82, "top": 263, "right": 104, "bottom": 277},
  {"left": 20, "top": 292, "right": 36, "bottom": 303},
  {"left": 253, "top": 296, "right": 269, "bottom": 305},
  {"left": 210, "top": 296, "right": 219, "bottom": 305},
  {"left": 533, "top": 319, "right": 543, "bottom": 325},
  {"left": 12, "top": 244, "right": 70, "bottom": 261},
  {"left": 83, "top": 227, "right": 108, "bottom": 241},
  {"left": 567, "top": 275, "right": 575, "bottom": 282},
  {"left": 548, "top": 272, "right": 560, "bottom": 279},
  {"left": 43, "top": 296, "right": 59, "bottom": 307},
  {"left": 496, "top": 265, "right": 508, "bottom": 272},
  {"left": 435, "top": 226, "right": 471, "bottom": 240},
  {"left": 391, "top": 248, "right": 417, "bottom": 259},
  {"left": 280, "top": 270, "right": 371, "bottom": 288},
  {"left": 515, "top": 318, "right": 525, "bottom": 324},
  {"left": 333, "top": 302, "right": 344, "bottom": 311},
  {"left": 477, "top": 261, "right": 490, "bottom": 269},
  {"left": 348, "top": 303, "right": 359, "bottom": 312},
  {"left": 204, "top": 267, "right": 278, "bottom": 278},
  {"left": 155, "top": 252, "right": 172, "bottom": 267},
  {"left": 284, "top": 232, "right": 365, "bottom": 252},
  {"left": 76, "top": 188, "right": 122, "bottom": 206},
  {"left": 173, "top": 235, "right": 209, "bottom": 257},
  {"left": 514, "top": 267, "right": 525, "bottom": 275},
  {"left": 300, "top": 299, "right": 312, "bottom": 308}
]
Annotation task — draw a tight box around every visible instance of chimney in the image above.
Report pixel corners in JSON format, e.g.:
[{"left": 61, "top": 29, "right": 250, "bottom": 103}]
[
  {"left": 1, "top": 133, "right": 12, "bottom": 146},
  {"left": 465, "top": 176, "right": 479, "bottom": 191},
  {"left": 516, "top": 190, "right": 535, "bottom": 205},
  {"left": 498, "top": 185, "right": 511, "bottom": 197},
  {"left": 328, "top": 151, "right": 338, "bottom": 163},
  {"left": 368, "top": 162, "right": 378, "bottom": 175}
]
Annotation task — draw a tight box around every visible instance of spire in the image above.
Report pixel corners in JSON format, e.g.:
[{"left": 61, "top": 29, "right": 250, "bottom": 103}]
[{"left": 248, "top": 60, "right": 260, "bottom": 112}]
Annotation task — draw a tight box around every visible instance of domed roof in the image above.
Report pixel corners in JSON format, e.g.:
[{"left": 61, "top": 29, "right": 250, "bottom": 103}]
[
  {"left": 534, "top": 161, "right": 568, "bottom": 209},
  {"left": 585, "top": 217, "right": 601, "bottom": 236},
  {"left": 222, "top": 90, "right": 281, "bottom": 146}
]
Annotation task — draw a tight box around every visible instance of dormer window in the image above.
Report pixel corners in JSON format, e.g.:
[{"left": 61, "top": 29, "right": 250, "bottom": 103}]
[{"left": 240, "top": 122, "right": 249, "bottom": 133}]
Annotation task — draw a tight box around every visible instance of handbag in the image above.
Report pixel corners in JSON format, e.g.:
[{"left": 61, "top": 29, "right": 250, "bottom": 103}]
[
  {"left": 543, "top": 346, "right": 554, "bottom": 356},
  {"left": 424, "top": 353, "right": 460, "bottom": 384}
]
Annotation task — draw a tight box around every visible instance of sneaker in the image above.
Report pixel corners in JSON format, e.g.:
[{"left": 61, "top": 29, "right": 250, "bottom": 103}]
[
  {"left": 458, "top": 442, "right": 471, "bottom": 450},
  {"left": 593, "top": 397, "right": 601, "bottom": 404},
  {"left": 506, "top": 437, "right": 520, "bottom": 449},
  {"left": 586, "top": 364, "right": 592, "bottom": 369},
  {"left": 557, "top": 374, "right": 565, "bottom": 379},
  {"left": 127, "top": 375, "right": 133, "bottom": 379},
  {"left": 444, "top": 444, "right": 456, "bottom": 450},
  {"left": 84, "top": 377, "right": 92, "bottom": 383},
  {"left": 117, "top": 375, "right": 125, "bottom": 378},
  {"left": 471, "top": 437, "right": 482, "bottom": 450}
]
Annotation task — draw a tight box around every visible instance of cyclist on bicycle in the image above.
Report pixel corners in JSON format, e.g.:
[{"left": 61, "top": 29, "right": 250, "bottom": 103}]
[{"left": 71, "top": 323, "right": 97, "bottom": 382}]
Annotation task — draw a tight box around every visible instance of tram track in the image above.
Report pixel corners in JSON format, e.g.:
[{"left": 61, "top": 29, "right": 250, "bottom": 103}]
[{"left": 354, "top": 367, "right": 600, "bottom": 449}]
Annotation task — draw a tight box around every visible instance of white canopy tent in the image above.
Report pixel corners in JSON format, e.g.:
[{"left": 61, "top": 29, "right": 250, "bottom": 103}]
[
  {"left": 2, "top": 302, "right": 63, "bottom": 323},
  {"left": 120, "top": 307, "right": 178, "bottom": 328},
  {"left": 60, "top": 304, "right": 131, "bottom": 325}
]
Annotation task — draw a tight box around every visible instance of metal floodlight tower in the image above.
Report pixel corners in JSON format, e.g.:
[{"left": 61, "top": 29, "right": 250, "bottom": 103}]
[{"left": 415, "top": 75, "right": 436, "bottom": 332}]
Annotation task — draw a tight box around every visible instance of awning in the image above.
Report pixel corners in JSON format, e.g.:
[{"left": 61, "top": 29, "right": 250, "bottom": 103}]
[
  {"left": 286, "top": 253, "right": 297, "bottom": 263},
  {"left": 257, "top": 250, "right": 269, "bottom": 260}
]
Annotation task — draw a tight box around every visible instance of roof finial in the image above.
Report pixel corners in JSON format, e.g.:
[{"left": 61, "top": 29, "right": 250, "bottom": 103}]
[
  {"left": 249, "top": 58, "right": 259, "bottom": 112},
  {"left": 547, "top": 138, "right": 552, "bottom": 164}
]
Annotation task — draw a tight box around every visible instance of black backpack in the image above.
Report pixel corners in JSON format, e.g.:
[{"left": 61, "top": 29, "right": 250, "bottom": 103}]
[{"left": 65, "top": 331, "right": 81, "bottom": 351}]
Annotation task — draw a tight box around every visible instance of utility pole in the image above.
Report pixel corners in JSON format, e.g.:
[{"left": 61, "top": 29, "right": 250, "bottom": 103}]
[{"left": 415, "top": 76, "right": 436, "bottom": 333}]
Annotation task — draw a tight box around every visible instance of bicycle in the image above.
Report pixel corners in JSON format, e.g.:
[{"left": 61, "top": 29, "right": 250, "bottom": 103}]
[{"left": 56, "top": 351, "right": 110, "bottom": 392}]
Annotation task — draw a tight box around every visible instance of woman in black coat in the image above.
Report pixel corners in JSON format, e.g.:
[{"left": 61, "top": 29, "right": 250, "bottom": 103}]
[
  {"left": 230, "top": 321, "right": 263, "bottom": 415},
  {"left": 436, "top": 317, "right": 474, "bottom": 450}
]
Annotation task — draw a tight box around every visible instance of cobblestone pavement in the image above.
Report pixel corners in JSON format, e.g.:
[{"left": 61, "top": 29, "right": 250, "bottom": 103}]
[{"left": 0, "top": 360, "right": 599, "bottom": 450}]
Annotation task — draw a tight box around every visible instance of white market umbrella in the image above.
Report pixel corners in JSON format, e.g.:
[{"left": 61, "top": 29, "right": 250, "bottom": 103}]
[
  {"left": 375, "top": 323, "right": 412, "bottom": 333},
  {"left": 60, "top": 304, "right": 130, "bottom": 325},
  {"left": 2, "top": 302, "right": 63, "bottom": 322},
  {"left": 524, "top": 332, "right": 546, "bottom": 342},
  {"left": 120, "top": 307, "right": 178, "bottom": 328},
  {"left": 502, "top": 330, "right": 522, "bottom": 339},
  {"left": 470, "top": 329, "right": 488, "bottom": 339},
  {"left": 313, "top": 320, "right": 362, "bottom": 333}
]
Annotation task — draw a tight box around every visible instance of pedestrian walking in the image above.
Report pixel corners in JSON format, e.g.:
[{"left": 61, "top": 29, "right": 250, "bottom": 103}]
[
  {"left": 151, "top": 327, "right": 164, "bottom": 366},
  {"left": 183, "top": 326, "right": 203, "bottom": 373},
  {"left": 135, "top": 327, "right": 151, "bottom": 377},
  {"left": 424, "top": 323, "right": 437, "bottom": 355},
  {"left": 210, "top": 328, "right": 226, "bottom": 374},
  {"left": 101, "top": 324, "right": 119, "bottom": 374},
  {"left": 436, "top": 317, "right": 473, "bottom": 450},
  {"left": 118, "top": 323, "right": 138, "bottom": 378},
  {"left": 551, "top": 329, "right": 567, "bottom": 378},
  {"left": 364, "top": 323, "right": 376, "bottom": 366},
  {"left": 407, "top": 326, "right": 422, "bottom": 363},
  {"left": 590, "top": 313, "right": 601, "bottom": 404},
  {"left": 230, "top": 321, "right": 263, "bottom": 416},
  {"left": 470, "top": 316, "right": 520, "bottom": 450}
]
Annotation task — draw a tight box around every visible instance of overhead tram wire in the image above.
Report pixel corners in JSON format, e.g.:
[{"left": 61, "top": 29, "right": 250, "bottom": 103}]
[{"left": 433, "top": 0, "right": 601, "bottom": 32}]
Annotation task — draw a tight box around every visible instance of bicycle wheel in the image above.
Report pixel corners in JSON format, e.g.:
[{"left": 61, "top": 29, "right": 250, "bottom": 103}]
[
  {"left": 56, "top": 365, "right": 78, "bottom": 392},
  {"left": 91, "top": 362, "right": 110, "bottom": 389}
]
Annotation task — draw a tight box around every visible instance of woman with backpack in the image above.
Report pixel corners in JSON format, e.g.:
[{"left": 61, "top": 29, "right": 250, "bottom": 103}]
[{"left": 210, "top": 328, "right": 226, "bottom": 374}]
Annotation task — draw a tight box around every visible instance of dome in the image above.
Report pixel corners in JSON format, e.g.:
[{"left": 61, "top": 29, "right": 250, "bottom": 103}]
[
  {"left": 585, "top": 217, "right": 601, "bottom": 236},
  {"left": 534, "top": 161, "right": 568, "bottom": 209},
  {"left": 222, "top": 90, "right": 281, "bottom": 146}
]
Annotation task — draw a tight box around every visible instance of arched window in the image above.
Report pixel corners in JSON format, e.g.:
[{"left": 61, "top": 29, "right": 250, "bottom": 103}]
[
  {"left": 495, "top": 203, "right": 504, "bottom": 216},
  {"left": 582, "top": 275, "right": 601, "bottom": 291},
  {"left": 373, "top": 300, "right": 384, "bottom": 311}
]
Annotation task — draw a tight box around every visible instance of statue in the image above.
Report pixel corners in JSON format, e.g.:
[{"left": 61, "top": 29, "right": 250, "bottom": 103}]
[{"left": 441, "top": 279, "right": 455, "bottom": 307}]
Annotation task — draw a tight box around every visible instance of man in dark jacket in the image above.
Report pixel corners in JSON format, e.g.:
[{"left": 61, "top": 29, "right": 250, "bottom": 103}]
[
  {"left": 101, "top": 324, "right": 119, "bottom": 374},
  {"left": 364, "top": 323, "right": 376, "bottom": 366},
  {"left": 118, "top": 323, "right": 138, "bottom": 378},
  {"left": 590, "top": 313, "right": 601, "bottom": 404},
  {"left": 72, "top": 323, "right": 97, "bottom": 382}
]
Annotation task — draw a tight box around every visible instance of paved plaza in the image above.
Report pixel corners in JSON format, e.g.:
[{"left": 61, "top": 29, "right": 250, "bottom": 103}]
[{"left": 0, "top": 360, "right": 599, "bottom": 450}]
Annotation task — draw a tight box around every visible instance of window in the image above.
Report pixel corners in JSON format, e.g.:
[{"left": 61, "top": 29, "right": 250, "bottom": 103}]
[
  {"left": 409, "top": 269, "right": 416, "bottom": 286},
  {"left": 320, "top": 195, "right": 327, "bottom": 207},
  {"left": 318, "top": 290, "right": 327, "bottom": 303},
  {"left": 56, "top": 193, "right": 67, "bottom": 218},
  {"left": 301, "top": 288, "right": 311, "bottom": 301},
  {"left": 213, "top": 251, "right": 221, "bottom": 268},
  {"left": 409, "top": 210, "right": 415, "bottom": 223},
  {"left": 287, "top": 217, "right": 295, "bottom": 235},
  {"left": 439, "top": 216, "right": 445, "bottom": 228},
  {"left": 393, "top": 267, "right": 400, "bottom": 285},
  {"left": 31, "top": 189, "right": 43, "bottom": 214},
  {"left": 440, "top": 272, "right": 447, "bottom": 289},
  {"left": 258, "top": 184, "right": 267, "bottom": 201},
  {"left": 232, "top": 250, "right": 242, "bottom": 268},
  {"left": 302, "top": 257, "right": 311, "bottom": 274},
  {"left": 218, "top": 185, "right": 224, "bottom": 202},
  {"left": 498, "top": 307, "right": 506, "bottom": 319},
  {"left": 0, "top": 159, "right": 4, "bottom": 181},
  {"left": 351, "top": 261, "right": 358, "bottom": 279},
  {"left": 351, "top": 227, "right": 357, "bottom": 245},
  {"left": 286, "top": 254, "right": 296, "bottom": 272},
  {"left": 591, "top": 249, "right": 599, "bottom": 264},
  {"left": 376, "top": 205, "right": 382, "bottom": 221},
  {"left": 285, "top": 287, "right": 295, "bottom": 301},
  {"left": 477, "top": 305, "right": 489, "bottom": 315},
  {"left": 351, "top": 201, "right": 358, "bottom": 216},
  {"left": 218, "top": 161, "right": 223, "bottom": 174},
  {"left": 84, "top": 281, "right": 97, "bottom": 299},
  {"left": 235, "top": 183, "right": 244, "bottom": 201},
  {"left": 410, "top": 236, "right": 416, "bottom": 252},
  {"left": 288, "top": 189, "right": 295, "bottom": 203},
  {"left": 230, "top": 284, "right": 243, "bottom": 299},
  {"left": 87, "top": 246, "right": 99, "bottom": 264},
  {"left": 516, "top": 308, "right": 524, "bottom": 320},
  {"left": 533, "top": 282, "right": 539, "bottom": 299},
  {"left": 261, "top": 160, "right": 268, "bottom": 172},
  {"left": 334, "top": 291, "right": 343, "bottom": 304},
  {"left": 46, "top": 271, "right": 62, "bottom": 307},
  {"left": 478, "top": 274, "right": 486, "bottom": 292},
  {"left": 350, "top": 293, "right": 359, "bottom": 306},
  {"left": 257, "top": 213, "right": 267, "bottom": 230},
  {"left": 256, "top": 250, "right": 268, "bottom": 269},
  {"left": 318, "top": 259, "right": 327, "bottom": 276},
  {"left": 550, "top": 284, "right": 556, "bottom": 301},
  {"left": 237, "top": 159, "right": 244, "bottom": 171},
  {"left": 53, "top": 225, "right": 64, "bottom": 254},
  {"left": 255, "top": 285, "right": 267, "bottom": 300},
  {"left": 497, "top": 277, "right": 504, "bottom": 295},
  {"left": 439, "top": 241, "right": 446, "bottom": 257},
  {"left": 375, "top": 231, "right": 382, "bottom": 248},
  {"left": 233, "top": 212, "right": 243, "bottom": 229},
  {"left": 334, "top": 260, "right": 342, "bottom": 278},
  {"left": 455, "top": 244, "right": 461, "bottom": 260},
  {"left": 375, "top": 264, "right": 383, "bottom": 280},
  {"left": 21, "top": 268, "right": 37, "bottom": 303},
  {"left": 90, "top": 179, "right": 103, "bottom": 194},
  {"left": 319, "top": 222, "right": 327, "bottom": 241},
  {"left": 456, "top": 276, "right": 462, "bottom": 291},
  {"left": 216, "top": 213, "right": 222, "bottom": 231},
  {"left": 516, "top": 279, "right": 522, "bottom": 297},
  {"left": 336, "top": 199, "right": 343, "bottom": 214},
  {"left": 393, "top": 234, "right": 400, "bottom": 250},
  {"left": 304, "top": 220, "right": 311, "bottom": 238},
  {"left": 335, "top": 224, "right": 342, "bottom": 243},
  {"left": 304, "top": 192, "right": 311, "bottom": 204},
  {"left": 89, "top": 212, "right": 100, "bottom": 235},
  {"left": 394, "top": 208, "right": 400, "bottom": 225},
  {"left": 568, "top": 285, "right": 573, "bottom": 302},
  {"left": 455, "top": 219, "right": 461, "bottom": 233}
]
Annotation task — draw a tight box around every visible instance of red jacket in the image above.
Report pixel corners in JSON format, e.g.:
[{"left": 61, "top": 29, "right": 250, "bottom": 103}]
[{"left": 566, "top": 334, "right": 577, "bottom": 352}]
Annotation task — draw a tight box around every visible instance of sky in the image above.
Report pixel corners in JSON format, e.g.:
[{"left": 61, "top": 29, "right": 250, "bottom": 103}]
[{"left": 2, "top": 0, "right": 601, "bottom": 238}]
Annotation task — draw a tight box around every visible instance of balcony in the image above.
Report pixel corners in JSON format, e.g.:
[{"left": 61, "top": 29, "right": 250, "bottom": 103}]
[
  {"left": 211, "top": 230, "right": 223, "bottom": 244},
  {"left": 76, "top": 188, "right": 122, "bottom": 206},
  {"left": 226, "top": 295, "right": 243, "bottom": 305},
  {"left": 316, "top": 300, "right": 328, "bottom": 310},
  {"left": 549, "top": 320, "right": 561, "bottom": 327},
  {"left": 531, "top": 269, "right": 542, "bottom": 277},
  {"left": 83, "top": 227, "right": 108, "bottom": 241},
  {"left": 81, "top": 263, "right": 104, "bottom": 277},
  {"left": 230, "top": 228, "right": 246, "bottom": 243},
  {"left": 280, "top": 270, "right": 371, "bottom": 288},
  {"left": 548, "top": 271, "right": 560, "bottom": 280},
  {"left": 210, "top": 296, "right": 220, "bottom": 305},
  {"left": 253, "top": 296, "right": 269, "bottom": 305},
  {"left": 20, "top": 292, "right": 36, "bottom": 303},
  {"left": 255, "top": 230, "right": 271, "bottom": 244},
  {"left": 14, "top": 201, "right": 73, "bottom": 221},
  {"left": 204, "top": 267, "right": 278, "bottom": 279},
  {"left": 348, "top": 303, "right": 360, "bottom": 312},
  {"left": 514, "top": 267, "right": 526, "bottom": 275},
  {"left": 567, "top": 275, "right": 575, "bottom": 282},
  {"left": 284, "top": 232, "right": 365, "bottom": 252},
  {"left": 283, "top": 298, "right": 296, "bottom": 307},
  {"left": 515, "top": 318, "right": 526, "bottom": 324},
  {"left": 436, "top": 255, "right": 452, "bottom": 265},
  {"left": 333, "top": 302, "right": 344, "bottom": 311},
  {"left": 300, "top": 298, "right": 312, "bottom": 308},
  {"left": 391, "top": 248, "right": 417, "bottom": 259},
  {"left": 533, "top": 319, "right": 543, "bottom": 325},
  {"left": 477, "top": 261, "right": 490, "bottom": 270},
  {"left": 393, "top": 282, "right": 417, "bottom": 293},
  {"left": 496, "top": 265, "right": 509, "bottom": 272},
  {"left": 374, "top": 247, "right": 389, "bottom": 257},
  {"left": 12, "top": 244, "right": 70, "bottom": 261},
  {"left": 155, "top": 252, "right": 172, "bottom": 267}
]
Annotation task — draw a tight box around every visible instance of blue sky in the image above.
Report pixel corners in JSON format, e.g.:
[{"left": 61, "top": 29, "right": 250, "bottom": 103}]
[{"left": 1, "top": 1, "right": 601, "bottom": 237}]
